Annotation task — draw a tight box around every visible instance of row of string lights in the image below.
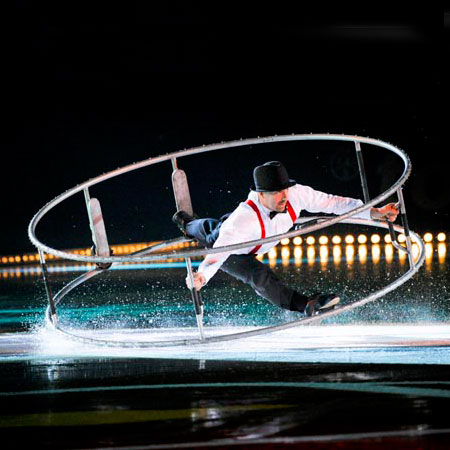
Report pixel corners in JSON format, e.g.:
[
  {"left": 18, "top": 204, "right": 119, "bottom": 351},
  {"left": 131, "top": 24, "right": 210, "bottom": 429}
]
[{"left": 0, "top": 231, "right": 447, "bottom": 278}]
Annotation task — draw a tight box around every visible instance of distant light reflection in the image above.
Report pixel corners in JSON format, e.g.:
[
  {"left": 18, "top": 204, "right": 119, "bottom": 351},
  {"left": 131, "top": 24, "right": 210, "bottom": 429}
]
[
  {"left": 268, "top": 248, "right": 277, "bottom": 268},
  {"left": 398, "top": 247, "right": 407, "bottom": 265},
  {"left": 358, "top": 244, "right": 367, "bottom": 264},
  {"left": 294, "top": 246, "right": 302, "bottom": 266},
  {"left": 345, "top": 245, "right": 355, "bottom": 264},
  {"left": 319, "top": 245, "right": 328, "bottom": 266},
  {"left": 438, "top": 243, "right": 446, "bottom": 264},
  {"left": 425, "top": 243, "right": 433, "bottom": 260},
  {"left": 333, "top": 245, "right": 341, "bottom": 265},
  {"left": 412, "top": 244, "right": 420, "bottom": 263},
  {"left": 385, "top": 244, "right": 394, "bottom": 263},
  {"left": 371, "top": 244, "right": 381, "bottom": 264},
  {"left": 307, "top": 246, "right": 316, "bottom": 265},
  {"left": 281, "top": 246, "right": 290, "bottom": 266}
]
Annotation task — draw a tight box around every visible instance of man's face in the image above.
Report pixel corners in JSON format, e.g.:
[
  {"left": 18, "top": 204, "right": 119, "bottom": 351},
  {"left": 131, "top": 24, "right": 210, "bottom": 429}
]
[{"left": 259, "top": 188, "right": 289, "bottom": 212}]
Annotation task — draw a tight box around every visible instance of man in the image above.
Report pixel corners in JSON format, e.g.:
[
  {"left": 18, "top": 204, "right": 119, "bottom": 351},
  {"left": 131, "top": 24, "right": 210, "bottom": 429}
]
[{"left": 173, "top": 161, "right": 399, "bottom": 316}]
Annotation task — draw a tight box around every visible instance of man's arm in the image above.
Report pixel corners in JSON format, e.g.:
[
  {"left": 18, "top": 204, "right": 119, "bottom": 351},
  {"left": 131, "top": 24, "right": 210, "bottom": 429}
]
[
  {"left": 293, "top": 184, "right": 399, "bottom": 222},
  {"left": 186, "top": 206, "right": 260, "bottom": 291}
]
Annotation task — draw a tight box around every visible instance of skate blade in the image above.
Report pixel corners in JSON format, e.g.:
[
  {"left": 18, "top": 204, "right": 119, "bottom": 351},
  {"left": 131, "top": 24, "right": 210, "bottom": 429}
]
[{"left": 318, "top": 296, "right": 340, "bottom": 310}]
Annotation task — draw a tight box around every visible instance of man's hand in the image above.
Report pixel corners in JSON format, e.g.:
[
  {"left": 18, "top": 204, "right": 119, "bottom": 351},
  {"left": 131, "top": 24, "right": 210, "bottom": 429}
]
[
  {"left": 186, "top": 271, "right": 206, "bottom": 291},
  {"left": 370, "top": 203, "right": 399, "bottom": 222}
]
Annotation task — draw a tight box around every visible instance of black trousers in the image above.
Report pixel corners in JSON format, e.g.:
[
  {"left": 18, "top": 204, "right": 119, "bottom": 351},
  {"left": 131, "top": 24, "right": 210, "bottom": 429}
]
[{"left": 185, "top": 217, "right": 308, "bottom": 312}]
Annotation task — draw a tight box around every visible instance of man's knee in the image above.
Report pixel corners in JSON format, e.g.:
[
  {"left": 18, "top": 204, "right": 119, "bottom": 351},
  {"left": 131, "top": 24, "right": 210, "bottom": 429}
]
[
  {"left": 249, "top": 264, "right": 277, "bottom": 292},
  {"left": 222, "top": 256, "right": 294, "bottom": 309},
  {"left": 185, "top": 218, "right": 221, "bottom": 248}
]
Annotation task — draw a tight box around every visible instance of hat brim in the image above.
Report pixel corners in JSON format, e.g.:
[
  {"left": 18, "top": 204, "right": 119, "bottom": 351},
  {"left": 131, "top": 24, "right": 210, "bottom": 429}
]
[{"left": 250, "top": 179, "right": 296, "bottom": 192}]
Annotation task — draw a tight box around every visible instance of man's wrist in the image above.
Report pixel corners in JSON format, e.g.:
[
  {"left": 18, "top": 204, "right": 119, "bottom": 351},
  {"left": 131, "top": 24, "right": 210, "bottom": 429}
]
[
  {"left": 197, "top": 272, "right": 207, "bottom": 286},
  {"left": 370, "top": 207, "right": 378, "bottom": 220}
]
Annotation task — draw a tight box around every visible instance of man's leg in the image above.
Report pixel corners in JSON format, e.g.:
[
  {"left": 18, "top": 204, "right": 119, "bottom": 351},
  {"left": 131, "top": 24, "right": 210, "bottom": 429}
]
[
  {"left": 185, "top": 218, "right": 222, "bottom": 248},
  {"left": 220, "top": 254, "right": 309, "bottom": 311},
  {"left": 178, "top": 214, "right": 336, "bottom": 314}
]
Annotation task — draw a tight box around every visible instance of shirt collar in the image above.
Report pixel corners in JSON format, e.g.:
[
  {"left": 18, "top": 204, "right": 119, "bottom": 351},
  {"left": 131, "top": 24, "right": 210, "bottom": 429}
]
[{"left": 248, "top": 191, "right": 279, "bottom": 219}]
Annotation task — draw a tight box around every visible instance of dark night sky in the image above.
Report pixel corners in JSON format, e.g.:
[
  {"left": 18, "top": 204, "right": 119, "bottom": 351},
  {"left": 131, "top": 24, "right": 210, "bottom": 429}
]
[{"left": 3, "top": 4, "right": 444, "bottom": 255}]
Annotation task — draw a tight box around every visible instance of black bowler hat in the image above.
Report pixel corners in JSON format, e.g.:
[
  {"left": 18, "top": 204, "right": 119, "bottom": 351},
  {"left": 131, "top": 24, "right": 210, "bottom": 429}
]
[{"left": 251, "top": 161, "right": 296, "bottom": 192}]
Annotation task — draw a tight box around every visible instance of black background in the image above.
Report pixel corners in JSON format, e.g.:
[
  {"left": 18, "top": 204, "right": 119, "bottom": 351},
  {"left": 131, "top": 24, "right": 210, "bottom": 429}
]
[{"left": 3, "top": 3, "right": 444, "bottom": 254}]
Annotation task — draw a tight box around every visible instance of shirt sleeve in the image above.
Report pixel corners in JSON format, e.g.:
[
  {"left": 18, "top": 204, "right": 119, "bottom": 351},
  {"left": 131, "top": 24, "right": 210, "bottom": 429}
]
[
  {"left": 198, "top": 205, "right": 261, "bottom": 284},
  {"left": 292, "top": 184, "right": 371, "bottom": 220}
]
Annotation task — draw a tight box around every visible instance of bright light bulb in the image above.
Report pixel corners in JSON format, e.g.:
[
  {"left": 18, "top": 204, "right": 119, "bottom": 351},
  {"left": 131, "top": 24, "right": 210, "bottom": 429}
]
[
  {"left": 345, "top": 235, "right": 354, "bottom": 244},
  {"left": 332, "top": 235, "right": 341, "bottom": 245},
  {"left": 357, "top": 234, "right": 367, "bottom": 244},
  {"left": 423, "top": 233, "right": 433, "bottom": 243}
]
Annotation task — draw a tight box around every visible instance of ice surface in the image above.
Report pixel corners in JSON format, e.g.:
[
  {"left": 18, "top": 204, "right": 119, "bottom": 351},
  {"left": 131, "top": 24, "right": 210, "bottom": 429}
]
[{"left": 1, "top": 324, "right": 449, "bottom": 365}]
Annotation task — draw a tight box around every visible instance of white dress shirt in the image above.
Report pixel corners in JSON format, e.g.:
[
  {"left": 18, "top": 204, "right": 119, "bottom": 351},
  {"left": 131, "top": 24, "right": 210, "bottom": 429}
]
[{"left": 198, "top": 184, "right": 370, "bottom": 283}]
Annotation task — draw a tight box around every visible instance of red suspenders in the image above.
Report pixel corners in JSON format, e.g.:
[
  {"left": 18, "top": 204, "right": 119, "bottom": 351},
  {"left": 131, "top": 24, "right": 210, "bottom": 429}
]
[
  {"left": 286, "top": 201, "right": 296, "bottom": 222},
  {"left": 246, "top": 200, "right": 265, "bottom": 254},
  {"left": 245, "top": 199, "right": 296, "bottom": 255}
]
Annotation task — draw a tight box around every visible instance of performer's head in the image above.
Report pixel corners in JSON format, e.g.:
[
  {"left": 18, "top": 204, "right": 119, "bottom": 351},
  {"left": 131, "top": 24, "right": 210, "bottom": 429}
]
[{"left": 251, "top": 161, "right": 296, "bottom": 212}]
